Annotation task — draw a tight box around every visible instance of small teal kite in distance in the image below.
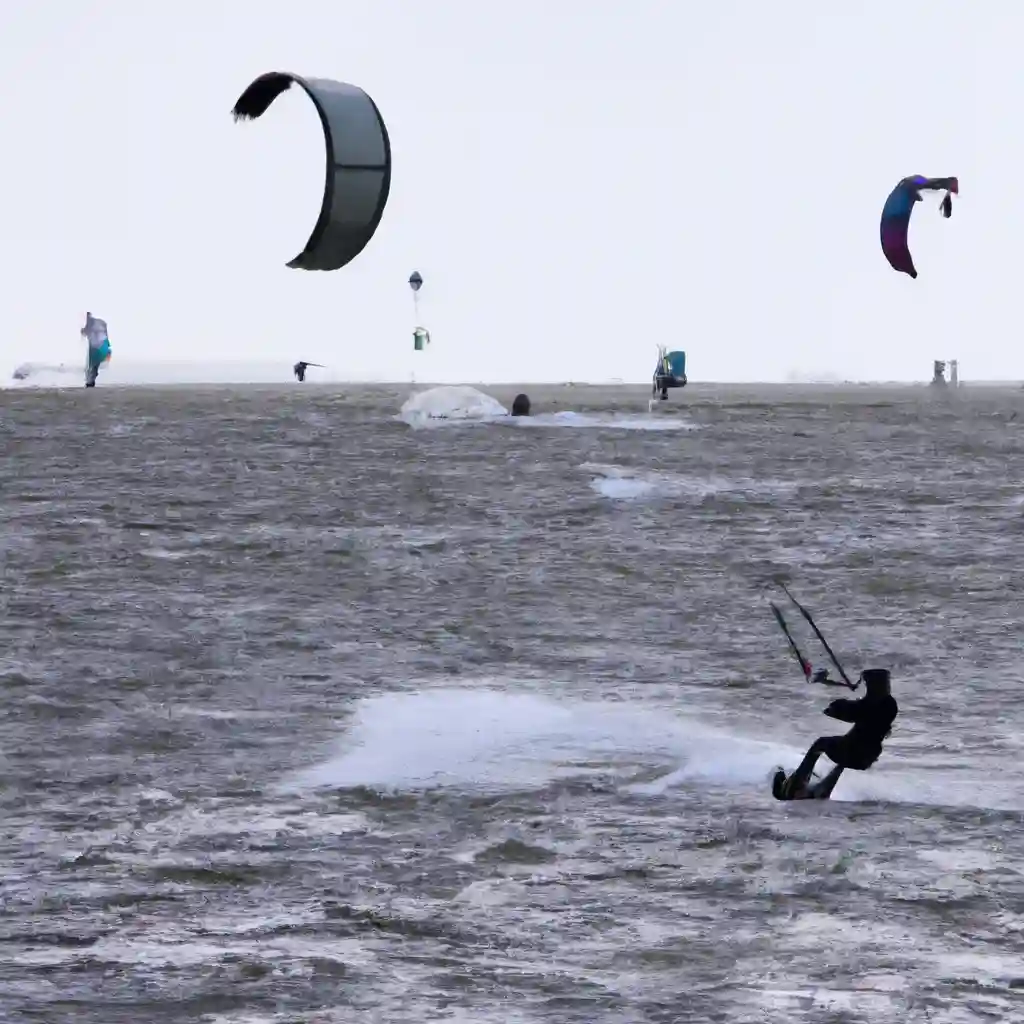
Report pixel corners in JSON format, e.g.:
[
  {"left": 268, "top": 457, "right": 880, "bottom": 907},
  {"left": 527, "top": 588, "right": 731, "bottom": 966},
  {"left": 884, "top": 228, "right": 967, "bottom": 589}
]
[{"left": 879, "top": 175, "right": 958, "bottom": 279}]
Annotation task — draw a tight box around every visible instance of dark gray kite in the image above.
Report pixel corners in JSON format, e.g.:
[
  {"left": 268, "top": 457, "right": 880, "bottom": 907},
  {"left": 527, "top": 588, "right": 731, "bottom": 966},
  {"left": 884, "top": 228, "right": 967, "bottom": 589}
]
[{"left": 232, "top": 71, "right": 392, "bottom": 271}]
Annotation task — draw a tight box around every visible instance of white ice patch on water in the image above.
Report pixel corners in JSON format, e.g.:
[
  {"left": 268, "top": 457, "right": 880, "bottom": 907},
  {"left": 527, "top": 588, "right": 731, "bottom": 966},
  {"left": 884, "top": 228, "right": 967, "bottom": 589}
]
[
  {"left": 143, "top": 547, "right": 189, "bottom": 561},
  {"left": 585, "top": 462, "right": 798, "bottom": 502},
  {"left": 517, "top": 410, "right": 699, "bottom": 432},
  {"left": 591, "top": 474, "right": 657, "bottom": 500},
  {"left": 399, "top": 386, "right": 509, "bottom": 426}
]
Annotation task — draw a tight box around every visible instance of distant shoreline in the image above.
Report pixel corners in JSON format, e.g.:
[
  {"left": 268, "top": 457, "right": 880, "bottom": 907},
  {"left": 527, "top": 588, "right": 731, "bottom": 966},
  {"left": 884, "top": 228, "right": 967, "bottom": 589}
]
[
  {"left": 8, "top": 377, "right": 1024, "bottom": 392},
  {"left": 6, "top": 361, "right": 1024, "bottom": 389}
]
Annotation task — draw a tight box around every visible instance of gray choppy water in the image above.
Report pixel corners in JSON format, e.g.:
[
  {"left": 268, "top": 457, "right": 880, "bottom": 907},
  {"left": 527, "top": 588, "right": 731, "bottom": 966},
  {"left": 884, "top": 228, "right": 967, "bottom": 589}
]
[{"left": 1, "top": 382, "right": 1023, "bottom": 1023}]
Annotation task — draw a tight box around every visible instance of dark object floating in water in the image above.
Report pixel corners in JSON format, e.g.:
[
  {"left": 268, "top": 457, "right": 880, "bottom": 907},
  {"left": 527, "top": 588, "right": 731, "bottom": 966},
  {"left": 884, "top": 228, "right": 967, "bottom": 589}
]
[
  {"left": 231, "top": 71, "right": 392, "bottom": 272},
  {"left": 511, "top": 393, "right": 531, "bottom": 416}
]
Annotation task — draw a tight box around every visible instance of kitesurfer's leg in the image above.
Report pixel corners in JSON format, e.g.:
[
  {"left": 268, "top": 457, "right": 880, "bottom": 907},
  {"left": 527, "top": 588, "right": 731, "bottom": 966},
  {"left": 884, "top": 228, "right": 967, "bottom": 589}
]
[
  {"left": 785, "top": 735, "right": 879, "bottom": 796},
  {"left": 813, "top": 764, "right": 844, "bottom": 799},
  {"left": 785, "top": 738, "right": 827, "bottom": 792},
  {"left": 783, "top": 734, "right": 849, "bottom": 795}
]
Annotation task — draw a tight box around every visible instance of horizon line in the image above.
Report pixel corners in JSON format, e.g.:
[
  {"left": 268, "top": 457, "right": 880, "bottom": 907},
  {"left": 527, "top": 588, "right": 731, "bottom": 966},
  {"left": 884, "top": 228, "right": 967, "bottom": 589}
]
[{"left": 8, "top": 373, "right": 1024, "bottom": 389}]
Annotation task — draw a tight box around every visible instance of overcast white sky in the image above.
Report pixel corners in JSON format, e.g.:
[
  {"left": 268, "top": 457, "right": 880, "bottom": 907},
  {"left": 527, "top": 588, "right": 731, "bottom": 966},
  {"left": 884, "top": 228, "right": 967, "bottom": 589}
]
[{"left": 0, "top": 2, "right": 1017, "bottom": 383}]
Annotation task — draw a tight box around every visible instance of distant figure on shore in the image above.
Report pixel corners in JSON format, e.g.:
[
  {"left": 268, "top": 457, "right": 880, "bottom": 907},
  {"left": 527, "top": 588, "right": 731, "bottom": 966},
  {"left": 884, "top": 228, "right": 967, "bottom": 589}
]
[{"left": 511, "top": 393, "right": 531, "bottom": 416}]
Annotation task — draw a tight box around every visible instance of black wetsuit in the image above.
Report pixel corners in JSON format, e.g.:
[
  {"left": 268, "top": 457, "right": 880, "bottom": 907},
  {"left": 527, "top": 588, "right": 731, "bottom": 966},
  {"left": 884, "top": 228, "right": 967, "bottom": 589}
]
[
  {"left": 817, "top": 689, "right": 899, "bottom": 769},
  {"left": 783, "top": 669, "right": 898, "bottom": 794}
]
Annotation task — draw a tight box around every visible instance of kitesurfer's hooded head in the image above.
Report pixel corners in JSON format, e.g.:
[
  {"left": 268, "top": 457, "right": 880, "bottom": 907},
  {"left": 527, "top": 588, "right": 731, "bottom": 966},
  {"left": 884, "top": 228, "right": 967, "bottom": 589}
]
[
  {"left": 511, "top": 393, "right": 531, "bottom": 417},
  {"left": 861, "top": 668, "right": 891, "bottom": 697}
]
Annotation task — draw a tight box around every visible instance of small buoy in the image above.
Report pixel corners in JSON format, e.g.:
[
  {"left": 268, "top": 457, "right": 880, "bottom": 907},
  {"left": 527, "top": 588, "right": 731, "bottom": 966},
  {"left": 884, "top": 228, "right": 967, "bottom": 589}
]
[{"left": 511, "top": 393, "right": 531, "bottom": 417}]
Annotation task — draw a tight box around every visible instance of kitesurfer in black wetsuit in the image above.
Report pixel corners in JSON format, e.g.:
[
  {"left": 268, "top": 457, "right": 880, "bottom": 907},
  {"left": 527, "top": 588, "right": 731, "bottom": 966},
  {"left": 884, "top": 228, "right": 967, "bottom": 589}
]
[
  {"left": 778, "top": 668, "right": 898, "bottom": 798},
  {"left": 294, "top": 360, "right": 325, "bottom": 382}
]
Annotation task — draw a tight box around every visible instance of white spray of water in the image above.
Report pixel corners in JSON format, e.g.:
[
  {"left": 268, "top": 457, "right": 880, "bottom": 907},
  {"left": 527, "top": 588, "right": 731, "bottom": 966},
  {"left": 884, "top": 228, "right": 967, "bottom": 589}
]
[
  {"left": 288, "top": 688, "right": 1022, "bottom": 810},
  {"left": 290, "top": 688, "right": 798, "bottom": 793}
]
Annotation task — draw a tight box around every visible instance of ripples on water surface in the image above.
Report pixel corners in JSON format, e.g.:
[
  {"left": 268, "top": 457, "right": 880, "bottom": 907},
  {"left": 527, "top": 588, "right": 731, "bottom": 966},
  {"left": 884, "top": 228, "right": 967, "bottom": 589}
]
[{"left": 1, "top": 382, "right": 1023, "bottom": 1023}]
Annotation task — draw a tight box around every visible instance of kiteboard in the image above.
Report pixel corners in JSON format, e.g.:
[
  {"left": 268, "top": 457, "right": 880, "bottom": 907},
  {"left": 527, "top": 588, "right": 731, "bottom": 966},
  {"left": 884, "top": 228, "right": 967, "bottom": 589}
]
[{"left": 771, "top": 765, "right": 843, "bottom": 802}]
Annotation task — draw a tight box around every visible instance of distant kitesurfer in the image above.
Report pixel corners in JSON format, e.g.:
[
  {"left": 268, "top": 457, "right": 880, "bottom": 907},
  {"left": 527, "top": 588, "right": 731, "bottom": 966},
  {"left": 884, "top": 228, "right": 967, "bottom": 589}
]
[
  {"left": 82, "top": 311, "right": 111, "bottom": 388},
  {"left": 775, "top": 668, "right": 898, "bottom": 799},
  {"left": 293, "top": 360, "right": 324, "bottom": 382}
]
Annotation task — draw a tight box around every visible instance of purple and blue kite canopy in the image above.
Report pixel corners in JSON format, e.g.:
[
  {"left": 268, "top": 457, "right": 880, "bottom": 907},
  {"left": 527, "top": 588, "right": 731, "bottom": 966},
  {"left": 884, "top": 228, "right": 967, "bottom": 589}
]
[{"left": 879, "top": 175, "right": 959, "bottom": 279}]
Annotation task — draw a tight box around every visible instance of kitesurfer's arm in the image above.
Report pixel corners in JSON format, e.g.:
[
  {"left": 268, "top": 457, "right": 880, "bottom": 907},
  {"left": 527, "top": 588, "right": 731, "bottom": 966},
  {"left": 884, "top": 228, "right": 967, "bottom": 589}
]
[{"left": 823, "top": 698, "right": 861, "bottom": 722}]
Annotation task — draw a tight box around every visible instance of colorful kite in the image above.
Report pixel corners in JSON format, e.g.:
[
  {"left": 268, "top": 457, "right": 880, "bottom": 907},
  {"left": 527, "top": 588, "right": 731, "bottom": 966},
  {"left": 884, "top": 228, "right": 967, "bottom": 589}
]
[{"left": 879, "top": 175, "right": 959, "bottom": 279}]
